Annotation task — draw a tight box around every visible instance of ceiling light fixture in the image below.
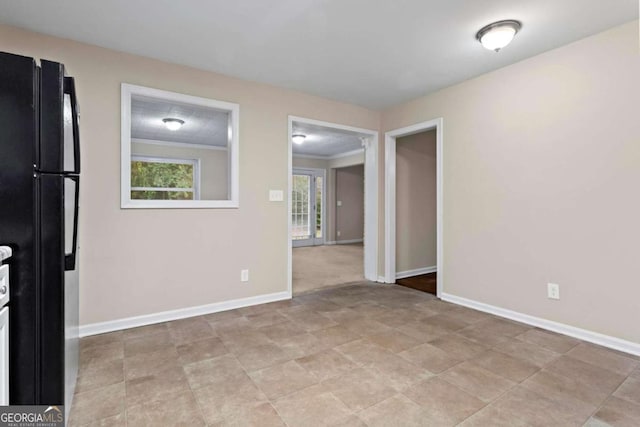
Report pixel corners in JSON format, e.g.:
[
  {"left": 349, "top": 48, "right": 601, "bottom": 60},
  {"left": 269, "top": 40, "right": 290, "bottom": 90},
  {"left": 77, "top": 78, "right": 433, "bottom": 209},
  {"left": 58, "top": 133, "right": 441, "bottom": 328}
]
[
  {"left": 476, "top": 20, "right": 521, "bottom": 52},
  {"left": 292, "top": 134, "right": 307, "bottom": 144},
  {"left": 162, "top": 118, "right": 185, "bottom": 131}
]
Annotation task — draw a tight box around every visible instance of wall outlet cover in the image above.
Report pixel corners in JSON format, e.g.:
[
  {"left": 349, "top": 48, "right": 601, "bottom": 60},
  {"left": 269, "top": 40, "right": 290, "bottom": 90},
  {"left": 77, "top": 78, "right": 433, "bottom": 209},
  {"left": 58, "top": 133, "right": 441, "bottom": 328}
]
[
  {"left": 269, "top": 190, "right": 284, "bottom": 202},
  {"left": 241, "top": 269, "right": 249, "bottom": 282},
  {"left": 547, "top": 283, "right": 560, "bottom": 300}
]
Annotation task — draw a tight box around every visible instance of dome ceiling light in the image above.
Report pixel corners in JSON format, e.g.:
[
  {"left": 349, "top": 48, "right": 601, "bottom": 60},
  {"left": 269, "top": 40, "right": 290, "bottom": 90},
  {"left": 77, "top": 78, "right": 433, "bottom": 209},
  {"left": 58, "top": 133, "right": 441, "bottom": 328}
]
[
  {"left": 292, "top": 134, "right": 307, "bottom": 144},
  {"left": 162, "top": 118, "right": 185, "bottom": 131},
  {"left": 476, "top": 20, "right": 522, "bottom": 52}
]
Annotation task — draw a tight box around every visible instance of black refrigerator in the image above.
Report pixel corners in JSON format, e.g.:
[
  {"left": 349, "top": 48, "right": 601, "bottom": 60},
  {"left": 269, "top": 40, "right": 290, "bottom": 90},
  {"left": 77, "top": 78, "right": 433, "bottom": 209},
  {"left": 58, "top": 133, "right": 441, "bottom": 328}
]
[{"left": 0, "top": 51, "right": 80, "bottom": 410}]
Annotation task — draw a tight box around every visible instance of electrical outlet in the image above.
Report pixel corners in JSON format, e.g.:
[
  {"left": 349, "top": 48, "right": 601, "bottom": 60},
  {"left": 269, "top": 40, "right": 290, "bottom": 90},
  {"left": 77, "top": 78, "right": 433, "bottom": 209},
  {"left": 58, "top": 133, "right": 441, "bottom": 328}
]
[
  {"left": 241, "top": 269, "right": 249, "bottom": 282},
  {"left": 269, "top": 190, "right": 284, "bottom": 202},
  {"left": 337, "top": 200, "right": 342, "bottom": 207},
  {"left": 547, "top": 283, "right": 560, "bottom": 300},
  {"left": 337, "top": 231, "right": 341, "bottom": 237}
]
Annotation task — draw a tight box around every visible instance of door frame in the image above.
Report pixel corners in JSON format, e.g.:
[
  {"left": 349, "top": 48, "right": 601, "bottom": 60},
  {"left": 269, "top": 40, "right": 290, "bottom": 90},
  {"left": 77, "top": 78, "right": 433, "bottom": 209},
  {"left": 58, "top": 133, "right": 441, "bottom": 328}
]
[
  {"left": 292, "top": 167, "right": 326, "bottom": 247},
  {"left": 288, "top": 116, "right": 379, "bottom": 296},
  {"left": 384, "top": 118, "right": 444, "bottom": 297}
]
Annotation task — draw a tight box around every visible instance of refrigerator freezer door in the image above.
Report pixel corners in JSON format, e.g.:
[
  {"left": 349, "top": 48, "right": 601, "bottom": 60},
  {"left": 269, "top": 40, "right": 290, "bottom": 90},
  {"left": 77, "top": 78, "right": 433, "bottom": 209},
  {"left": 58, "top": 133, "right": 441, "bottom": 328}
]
[{"left": 40, "top": 61, "right": 80, "bottom": 174}]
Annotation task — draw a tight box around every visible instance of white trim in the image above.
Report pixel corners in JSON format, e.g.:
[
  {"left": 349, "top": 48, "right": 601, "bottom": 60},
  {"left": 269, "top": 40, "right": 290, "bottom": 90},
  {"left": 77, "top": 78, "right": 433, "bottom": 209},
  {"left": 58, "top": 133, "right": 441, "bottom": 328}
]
[
  {"left": 441, "top": 293, "right": 640, "bottom": 357},
  {"left": 363, "top": 134, "right": 378, "bottom": 283},
  {"left": 288, "top": 116, "right": 379, "bottom": 297},
  {"left": 384, "top": 118, "right": 444, "bottom": 299},
  {"left": 336, "top": 239, "right": 364, "bottom": 245},
  {"left": 287, "top": 118, "right": 293, "bottom": 298},
  {"left": 292, "top": 148, "right": 365, "bottom": 161},
  {"left": 329, "top": 148, "right": 365, "bottom": 160},
  {"left": 121, "top": 83, "right": 240, "bottom": 209},
  {"left": 132, "top": 138, "right": 228, "bottom": 151},
  {"left": 290, "top": 116, "right": 378, "bottom": 136},
  {"left": 395, "top": 266, "right": 437, "bottom": 280},
  {"left": 377, "top": 276, "right": 386, "bottom": 283},
  {"left": 324, "top": 241, "right": 337, "bottom": 245},
  {"left": 79, "top": 291, "right": 290, "bottom": 337},
  {"left": 292, "top": 153, "right": 330, "bottom": 160}
]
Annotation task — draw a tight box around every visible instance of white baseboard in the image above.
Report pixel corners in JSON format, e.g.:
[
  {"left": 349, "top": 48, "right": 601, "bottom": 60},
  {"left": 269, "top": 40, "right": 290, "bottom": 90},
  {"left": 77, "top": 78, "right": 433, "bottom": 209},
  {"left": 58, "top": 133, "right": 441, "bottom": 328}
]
[
  {"left": 79, "top": 291, "right": 291, "bottom": 337},
  {"left": 325, "top": 241, "right": 337, "bottom": 245},
  {"left": 336, "top": 239, "right": 364, "bottom": 245},
  {"left": 441, "top": 293, "right": 640, "bottom": 357},
  {"left": 395, "top": 266, "right": 437, "bottom": 280}
]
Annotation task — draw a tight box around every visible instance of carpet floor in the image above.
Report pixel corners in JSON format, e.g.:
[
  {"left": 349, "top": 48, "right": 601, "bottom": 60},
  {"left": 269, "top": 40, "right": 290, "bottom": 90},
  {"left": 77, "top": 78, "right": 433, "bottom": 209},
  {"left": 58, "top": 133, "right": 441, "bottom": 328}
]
[{"left": 293, "top": 243, "right": 364, "bottom": 294}]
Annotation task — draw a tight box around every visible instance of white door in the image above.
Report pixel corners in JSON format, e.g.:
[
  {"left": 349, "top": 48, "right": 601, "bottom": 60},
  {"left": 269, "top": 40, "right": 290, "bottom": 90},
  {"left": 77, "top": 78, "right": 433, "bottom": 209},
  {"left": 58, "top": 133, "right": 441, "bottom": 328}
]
[{"left": 292, "top": 168, "right": 325, "bottom": 247}]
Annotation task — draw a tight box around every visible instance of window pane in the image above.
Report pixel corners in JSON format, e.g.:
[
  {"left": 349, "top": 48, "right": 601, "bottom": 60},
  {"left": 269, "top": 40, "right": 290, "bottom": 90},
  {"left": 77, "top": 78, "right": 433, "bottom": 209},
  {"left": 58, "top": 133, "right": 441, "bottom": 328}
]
[
  {"left": 315, "top": 177, "right": 323, "bottom": 238},
  {"left": 131, "top": 190, "right": 194, "bottom": 200},
  {"left": 131, "top": 190, "right": 193, "bottom": 200},
  {"left": 292, "top": 174, "right": 311, "bottom": 239},
  {"left": 131, "top": 160, "right": 194, "bottom": 189}
]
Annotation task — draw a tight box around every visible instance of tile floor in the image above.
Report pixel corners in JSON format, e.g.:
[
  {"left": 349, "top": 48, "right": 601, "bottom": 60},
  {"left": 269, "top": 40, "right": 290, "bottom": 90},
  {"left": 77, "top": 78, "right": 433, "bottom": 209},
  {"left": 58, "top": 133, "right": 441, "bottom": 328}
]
[{"left": 70, "top": 282, "right": 640, "bottom": 426}]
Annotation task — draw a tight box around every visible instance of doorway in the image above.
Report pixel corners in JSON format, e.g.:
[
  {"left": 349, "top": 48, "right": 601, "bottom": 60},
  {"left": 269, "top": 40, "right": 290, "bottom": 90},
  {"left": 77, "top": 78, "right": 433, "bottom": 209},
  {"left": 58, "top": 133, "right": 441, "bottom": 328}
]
[
  {"left": 385, "top": 118, "right": 443, "bottom": 297},
  {"left": 292, "top": 168, "right": 325, "bottom": 247},
  {"left": 288, "top": 116, "right": 378, "bottom": 296}
]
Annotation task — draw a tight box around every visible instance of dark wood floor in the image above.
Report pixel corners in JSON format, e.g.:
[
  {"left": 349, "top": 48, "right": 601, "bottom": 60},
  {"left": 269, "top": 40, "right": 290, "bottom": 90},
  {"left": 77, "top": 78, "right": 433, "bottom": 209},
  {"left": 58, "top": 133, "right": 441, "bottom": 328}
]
[{"left": 396, "top": 272, "right": 437, "bottom": 295}]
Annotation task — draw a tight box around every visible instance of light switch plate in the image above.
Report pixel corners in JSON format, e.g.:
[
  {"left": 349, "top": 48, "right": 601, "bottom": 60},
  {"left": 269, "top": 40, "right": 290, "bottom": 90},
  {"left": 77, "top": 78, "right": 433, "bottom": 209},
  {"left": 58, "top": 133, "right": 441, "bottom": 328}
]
[
  {"left": 269, "top": 190, "right": 284, "bottom": 202},
  {"left": 337, "top": 200, "right": 342, "bottom": 207}
]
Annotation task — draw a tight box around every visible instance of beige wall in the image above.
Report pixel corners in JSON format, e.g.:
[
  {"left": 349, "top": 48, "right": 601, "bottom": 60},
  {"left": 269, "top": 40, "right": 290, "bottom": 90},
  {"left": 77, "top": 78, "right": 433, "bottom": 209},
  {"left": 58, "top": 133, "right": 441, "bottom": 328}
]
[
  {"left": 396, "top": 130, "right": 437, "bottom": 273},
  {"left": 383, "top": 21, "right": 640, "bottom": 343},
  {"left": 0, "top": 24, "right": 381, "bottom": 326},
  {"left": 132, "top": 141, "right": 228, "bottom": 200},
  {"left": 335, "top": 165, "right": 365, "bottom": 242}
]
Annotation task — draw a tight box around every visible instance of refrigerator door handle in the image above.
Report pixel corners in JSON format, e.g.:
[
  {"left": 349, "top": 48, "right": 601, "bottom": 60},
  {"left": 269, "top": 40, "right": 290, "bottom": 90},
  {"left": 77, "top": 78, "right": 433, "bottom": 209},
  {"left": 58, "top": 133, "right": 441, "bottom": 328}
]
[
  {"left": 63, "top": 76, "right": 80, "bottom": 174},
  {"left": 64, "top": 176, "right": 79, "bottom": 271}
]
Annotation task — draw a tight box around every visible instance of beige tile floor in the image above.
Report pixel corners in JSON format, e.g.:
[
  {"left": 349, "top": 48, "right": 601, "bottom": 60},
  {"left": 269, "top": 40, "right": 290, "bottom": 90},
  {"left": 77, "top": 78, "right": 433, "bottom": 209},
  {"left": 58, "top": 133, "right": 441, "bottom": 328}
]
[{"left": 70, "top": 282, "right": 640, "bottom": 426}]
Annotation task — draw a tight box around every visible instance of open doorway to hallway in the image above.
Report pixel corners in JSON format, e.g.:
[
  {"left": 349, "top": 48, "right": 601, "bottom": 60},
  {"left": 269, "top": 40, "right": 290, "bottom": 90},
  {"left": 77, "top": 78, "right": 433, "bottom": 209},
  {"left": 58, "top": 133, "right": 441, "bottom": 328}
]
[
  {"left": 394, "top": 130, "right": 438, "bottom": 295},
  {"left": 288, "top": 117, "right": 378, "bottom": 295},
  {"left": 385, "top": 118, "right": 443, "bottom": 297}
]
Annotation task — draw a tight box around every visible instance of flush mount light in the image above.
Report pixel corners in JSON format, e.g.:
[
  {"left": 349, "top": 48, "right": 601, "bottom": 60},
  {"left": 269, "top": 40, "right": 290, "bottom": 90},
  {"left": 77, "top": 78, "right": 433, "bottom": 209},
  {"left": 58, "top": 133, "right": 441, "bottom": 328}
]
[
  {"left": 292, "top": 134, "right": 307, "bottom": 144},
  {"left": 476, "top": 20, "right": 521, "bottom": 52},
  {"left": 162, "top": 118, "right": 185, "bottom": 131}
]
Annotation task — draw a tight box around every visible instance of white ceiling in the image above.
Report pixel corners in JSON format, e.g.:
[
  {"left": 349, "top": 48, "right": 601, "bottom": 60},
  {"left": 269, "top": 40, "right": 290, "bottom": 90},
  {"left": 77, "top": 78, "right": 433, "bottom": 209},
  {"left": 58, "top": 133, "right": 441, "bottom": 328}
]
[
  {"left": 292, "top": 122, "right": 368, "bottom": 157},
  {"left": 131, "top": 95, "right": 229, "bottom": 146},
  {"left": 0, "top": 1, "right": 636, "bottom": 109}
]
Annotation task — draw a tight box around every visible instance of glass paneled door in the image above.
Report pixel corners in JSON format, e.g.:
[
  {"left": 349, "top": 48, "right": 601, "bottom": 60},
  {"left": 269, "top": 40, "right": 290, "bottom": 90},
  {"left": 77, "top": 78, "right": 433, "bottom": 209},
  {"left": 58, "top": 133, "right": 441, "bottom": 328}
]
[{"left": 292, "top": 168, "right": 325, "bottom": 247}]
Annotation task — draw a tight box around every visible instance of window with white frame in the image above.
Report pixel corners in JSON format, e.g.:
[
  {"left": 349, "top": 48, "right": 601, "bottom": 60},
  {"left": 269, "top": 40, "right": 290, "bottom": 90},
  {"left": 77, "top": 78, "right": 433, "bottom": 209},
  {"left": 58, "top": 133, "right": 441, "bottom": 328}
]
[
  {"left": 130, "top": 156, "right": 200, "bottom": 201},
  {"left": 121, "top": 83, "right": 239, "bottom": 208}
]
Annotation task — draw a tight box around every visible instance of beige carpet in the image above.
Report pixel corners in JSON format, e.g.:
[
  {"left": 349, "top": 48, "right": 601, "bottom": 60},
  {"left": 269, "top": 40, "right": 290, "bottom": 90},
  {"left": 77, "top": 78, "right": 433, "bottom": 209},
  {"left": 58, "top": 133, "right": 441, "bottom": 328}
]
[{"left": 293, "top": 243, "right": 364, "bottom": 294}]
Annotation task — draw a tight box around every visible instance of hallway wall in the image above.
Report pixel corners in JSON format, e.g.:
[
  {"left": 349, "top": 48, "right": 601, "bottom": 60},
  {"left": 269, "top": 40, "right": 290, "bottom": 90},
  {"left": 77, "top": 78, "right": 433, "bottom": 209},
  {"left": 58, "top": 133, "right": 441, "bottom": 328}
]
[{"left": 396, "top": 130, "right": 437, "bottom": 273}]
